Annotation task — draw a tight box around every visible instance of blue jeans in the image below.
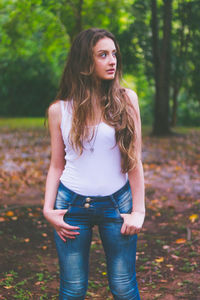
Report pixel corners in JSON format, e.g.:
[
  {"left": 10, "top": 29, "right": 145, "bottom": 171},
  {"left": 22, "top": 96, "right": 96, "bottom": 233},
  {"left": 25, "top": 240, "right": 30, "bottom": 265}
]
[{"left": 54, "top": 181, "right": 140, "bottom": 300}]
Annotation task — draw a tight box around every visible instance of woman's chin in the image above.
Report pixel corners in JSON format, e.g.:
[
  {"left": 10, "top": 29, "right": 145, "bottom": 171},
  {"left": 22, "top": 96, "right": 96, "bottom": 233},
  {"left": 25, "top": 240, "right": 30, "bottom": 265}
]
[{"left": 103, "top": 75, "right": 115, "bottom": 81}]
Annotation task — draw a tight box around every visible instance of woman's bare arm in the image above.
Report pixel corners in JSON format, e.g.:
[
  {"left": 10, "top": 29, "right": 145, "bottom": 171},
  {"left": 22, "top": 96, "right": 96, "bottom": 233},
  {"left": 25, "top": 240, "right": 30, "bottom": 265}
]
[
  {"left": 43, "top": 101, "right": 65, "bottom": 211},
  {"left": 120, "top": 89, "right": 145, "bottom": 235},
  {"left": 43, "top": 101, "right": 80, "bottom": 241}
]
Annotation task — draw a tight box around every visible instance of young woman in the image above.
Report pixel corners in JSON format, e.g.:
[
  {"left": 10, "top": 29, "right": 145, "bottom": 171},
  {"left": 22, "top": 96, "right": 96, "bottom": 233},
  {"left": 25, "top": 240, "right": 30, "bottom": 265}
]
[{"left": 43, "top": 28, "right": 145, "bottom": 300}]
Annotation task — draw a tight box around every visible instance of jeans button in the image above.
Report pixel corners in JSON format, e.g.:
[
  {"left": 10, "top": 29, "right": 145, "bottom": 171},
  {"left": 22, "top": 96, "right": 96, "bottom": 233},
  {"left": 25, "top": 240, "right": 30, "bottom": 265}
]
[
  {"left": 84, "top": 203, "right": 90, "bottom": 208},
  {"left": 85, "top": 197, "right": 91, "bottom": 203}
]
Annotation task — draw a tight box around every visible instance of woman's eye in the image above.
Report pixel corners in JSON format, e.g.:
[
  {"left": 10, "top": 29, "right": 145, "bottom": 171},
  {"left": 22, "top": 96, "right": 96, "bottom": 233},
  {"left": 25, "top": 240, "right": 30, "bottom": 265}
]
[{"left": 99, "top": 52, "right": 117, "bottom": 58}]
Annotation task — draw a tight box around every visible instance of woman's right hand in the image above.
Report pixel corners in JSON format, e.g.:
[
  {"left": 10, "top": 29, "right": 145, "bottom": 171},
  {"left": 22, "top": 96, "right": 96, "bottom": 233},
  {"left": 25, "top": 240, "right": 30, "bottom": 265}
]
[{"left": 43, "top": 209, "right": 80, "bottom": 242}]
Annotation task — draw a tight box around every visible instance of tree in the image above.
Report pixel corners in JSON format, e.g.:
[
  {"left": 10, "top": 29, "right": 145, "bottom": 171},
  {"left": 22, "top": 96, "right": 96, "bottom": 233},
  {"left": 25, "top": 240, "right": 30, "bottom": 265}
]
[
  {"left": 170, "top": 0, "right": 200, "bottom": 127},
  {"left": 0, "top": 0, "right": 69, "bottom": 116},
  {"left": 42, "top": 0, "right": 132, "bottom": 42},
  {"left": 151, "top": 0, "right": 172, "bottom": 135},
  {"left": 119, "top": 0, "right": 173, "bottom": 134},
  {"left": 128, "top": 0, "right": 200, "bottom": 130},
  {"left": 0, "top": 0, "right": 133, "bottom": 116}
]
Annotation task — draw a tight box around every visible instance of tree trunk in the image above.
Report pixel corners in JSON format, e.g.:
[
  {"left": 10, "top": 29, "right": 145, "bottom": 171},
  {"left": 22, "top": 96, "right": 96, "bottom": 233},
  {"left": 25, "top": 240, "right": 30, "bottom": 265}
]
[
  {"left": 171, "top": 0, "right": 191, "bottom": 127},
  {"left": 62, "top": 0, "right": 84, "bottom": 43},
  {"left": 76, "top": 0, "right": 83, "bottom": 33},
  {"left": 171, "top": 84, "right": 179, "bottom": 127},
  {"left": 151, "top": 0, "right": 172, "bottom": 135},
  {"left": 71, "top": 0, "right": 83, "bottom": 41}
]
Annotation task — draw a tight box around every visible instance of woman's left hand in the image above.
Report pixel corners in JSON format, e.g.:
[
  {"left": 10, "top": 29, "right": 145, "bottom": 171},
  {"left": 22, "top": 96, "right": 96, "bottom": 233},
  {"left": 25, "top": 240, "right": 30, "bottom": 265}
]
[{"left": 120, "top": 211, "right": 145, "bottom": 235}]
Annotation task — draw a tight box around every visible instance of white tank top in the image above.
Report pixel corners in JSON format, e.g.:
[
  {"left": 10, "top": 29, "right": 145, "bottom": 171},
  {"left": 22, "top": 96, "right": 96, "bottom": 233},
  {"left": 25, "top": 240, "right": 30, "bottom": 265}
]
[{"left": 59, "top": 100, "right": 127, "bottom": 196}]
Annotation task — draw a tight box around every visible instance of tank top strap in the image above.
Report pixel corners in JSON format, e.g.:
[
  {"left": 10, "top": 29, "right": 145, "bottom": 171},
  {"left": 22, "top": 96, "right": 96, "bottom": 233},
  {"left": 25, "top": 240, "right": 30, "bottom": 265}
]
[
  {"left": 60, "top": 100, "right": 68, "bottom": 131},
  {"left": 60, "top": 100, "right": 72, "bottom": 134},
  {"left": 60, "top": 100, "right": 66, "bottom": 117}
]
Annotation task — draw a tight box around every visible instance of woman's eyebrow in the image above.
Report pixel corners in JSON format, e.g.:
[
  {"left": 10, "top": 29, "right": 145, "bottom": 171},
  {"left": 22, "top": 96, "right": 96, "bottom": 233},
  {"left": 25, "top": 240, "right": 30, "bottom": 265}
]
[{"left": 97, "top": 49, "right": 117, "bottom": 53}]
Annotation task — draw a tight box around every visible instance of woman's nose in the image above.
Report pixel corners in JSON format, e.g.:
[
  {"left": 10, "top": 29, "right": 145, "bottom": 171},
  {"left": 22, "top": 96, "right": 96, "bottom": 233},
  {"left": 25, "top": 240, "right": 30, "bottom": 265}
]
[{"left": 109, "top": 55, "right": 116, "bottom": 65}]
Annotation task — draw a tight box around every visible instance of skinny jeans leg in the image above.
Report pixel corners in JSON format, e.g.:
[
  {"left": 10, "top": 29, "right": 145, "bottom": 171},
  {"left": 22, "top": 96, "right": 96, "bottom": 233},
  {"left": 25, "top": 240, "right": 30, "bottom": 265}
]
[
  {"left": 99, "top": 222, "right": 140, "bottom": 300},
  {"left": 54, "top": 224, "right": 92, "bottom": 300}
]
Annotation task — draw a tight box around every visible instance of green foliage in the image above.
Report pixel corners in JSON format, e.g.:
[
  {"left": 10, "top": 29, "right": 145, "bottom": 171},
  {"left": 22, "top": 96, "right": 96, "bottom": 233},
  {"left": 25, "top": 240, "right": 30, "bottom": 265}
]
[
  {"left": 0, "top": 0, "right": 69, "bottom": 116},
  {"left": 176, "top": 95, "right": 200, "bottom": 126},
  {"left": 0, "top": 55, "right": 57, "bottom": 116},
  {"left": 0, "top": 117, "right": 45, "bottom": 129},
  {"left": 122, "top": 74, "right": 154, "bottom": 125},
  {"left": 0, "top": 0, "right": 199, "bottom": 126}
]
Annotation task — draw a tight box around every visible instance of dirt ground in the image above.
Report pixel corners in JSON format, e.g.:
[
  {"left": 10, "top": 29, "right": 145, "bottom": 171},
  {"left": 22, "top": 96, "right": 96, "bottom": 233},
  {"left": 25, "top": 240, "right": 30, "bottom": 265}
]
[{"left": 0, "top": 128, "right": 200, "bottom": 299}]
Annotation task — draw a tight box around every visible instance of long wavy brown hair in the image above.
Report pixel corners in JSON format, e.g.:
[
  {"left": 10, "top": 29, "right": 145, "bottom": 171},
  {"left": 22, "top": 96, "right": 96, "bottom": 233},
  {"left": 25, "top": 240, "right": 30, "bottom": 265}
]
[{"left": 56, "top": 28, "right": 140, "bottom": 173}]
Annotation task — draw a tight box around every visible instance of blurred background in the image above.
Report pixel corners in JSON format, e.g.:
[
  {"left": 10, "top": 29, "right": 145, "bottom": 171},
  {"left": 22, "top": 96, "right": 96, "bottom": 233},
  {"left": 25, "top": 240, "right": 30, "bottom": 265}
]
[
  {"left": 0, "top": 2, "right": 200, "bottom": 299},
  {"left": 0, "top": 0, "right": 199, "bottom": 133}
]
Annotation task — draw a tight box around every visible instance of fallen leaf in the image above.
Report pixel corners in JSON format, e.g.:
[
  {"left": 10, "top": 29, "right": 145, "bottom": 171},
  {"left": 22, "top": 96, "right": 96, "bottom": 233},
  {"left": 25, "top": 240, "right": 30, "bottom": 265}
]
[
  {"left": 24, "top": 238, "right": 30, "bottom": 243},
  {"left": 151, "top": 199, "right": 159, "bottom": 204},
  {"left": 6, "top": 211, "right": 14, "bottom": 217},
  {"left": 155, "top": 257, "right": 164, "bottom": 263},
  {"left": 177, "top": 282, "right": 183, "bottom": 286},
  {"left": 155, "top": 212, "right": 161, "bottom": 217},
  {"left": 171, "top": 254, "right": 180, "bottom": 260},
  {"left": 163, "top": 245, "right": 170, "bottom": 250},
  {"left": 175, "top": 238, "right": 186, "bottom": 244},
  {"left": 189, "top": 214, "right": 199, "bottom": 223}
]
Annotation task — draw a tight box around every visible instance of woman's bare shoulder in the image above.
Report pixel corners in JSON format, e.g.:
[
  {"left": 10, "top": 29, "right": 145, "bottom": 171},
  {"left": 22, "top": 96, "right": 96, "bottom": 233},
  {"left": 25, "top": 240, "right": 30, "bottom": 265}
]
[
  {"left": 48, "top": 100, "right": 62, "bottom": 125},
  {"left": 48, "top": 100, "right": 61, "bottom": 115},
  {"left": 124, "top": 88, "right": 139, "bottom": 112},
  {"left": 124, "top": 88, "right": 138, "bottom": 101}
]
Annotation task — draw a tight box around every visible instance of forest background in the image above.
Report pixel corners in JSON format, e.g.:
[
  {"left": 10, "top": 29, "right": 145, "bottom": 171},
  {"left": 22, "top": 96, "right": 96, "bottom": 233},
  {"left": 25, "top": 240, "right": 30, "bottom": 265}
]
[
  {"left": 1, "top": 0, "right": 200, "bottom": 134},
  {"left": 0, "top": 1, "right": 200, "bottom": 299}
]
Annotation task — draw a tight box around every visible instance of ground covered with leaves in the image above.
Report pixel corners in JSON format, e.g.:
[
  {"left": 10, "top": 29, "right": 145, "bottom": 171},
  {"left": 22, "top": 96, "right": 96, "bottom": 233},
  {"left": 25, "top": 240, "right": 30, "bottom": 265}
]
[{"left": 0, "top": 127, "right": 200, "bottom": 300}]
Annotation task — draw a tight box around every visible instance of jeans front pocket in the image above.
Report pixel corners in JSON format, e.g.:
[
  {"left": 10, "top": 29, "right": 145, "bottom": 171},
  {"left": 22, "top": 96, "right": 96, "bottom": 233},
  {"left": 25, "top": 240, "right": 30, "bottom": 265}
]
[
  {"left": 114, "top": 186, "right": 133, "bottom": 215},
  {"left": 54, "top": 182, "right": 74, "bottom": 211}
]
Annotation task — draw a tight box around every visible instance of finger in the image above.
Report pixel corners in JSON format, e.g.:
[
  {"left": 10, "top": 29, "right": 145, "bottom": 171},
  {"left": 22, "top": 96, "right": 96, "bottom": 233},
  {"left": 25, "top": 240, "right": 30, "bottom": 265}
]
[
  {"left": 127, "top": 226, "right": 135, "bottom": 235},
  {"left": 121, "top": 222, "right": 127, "bottom": 234},
  {"left": 58, "top": 232, "right": 66, "bottom": 242},
  {"left": 124, "top": 226, "right": 131, "bottom": 235},
  {"left": 62, "top": 229, "right": 80, "bottom": 236},
  {"left": 59, "top": 231, "right": 76, "bottom": 240},
  {"left": 130, "top": 227, "right": 139, "bottom": 235},
  {"left": 63, "top": 223, "right": 80, "bottom": 230},
  {"left": 61, "top": 225, "right": 80, "bottom": 234},
  {"left": 57, "top": 209, "right": 68, "bottom": 215},
  {"left": 65, "top": 235, "right": 75, "bottom": 239},
  {"left": 129, "top": 228, "right": 137, "bottom": 235}
]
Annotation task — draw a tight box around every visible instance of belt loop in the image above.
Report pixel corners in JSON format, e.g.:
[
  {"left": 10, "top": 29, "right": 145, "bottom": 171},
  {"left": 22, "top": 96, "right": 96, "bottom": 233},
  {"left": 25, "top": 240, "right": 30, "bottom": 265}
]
[
  {"left": 110, "top": 194, "right": 118, "bottom": 208},
  {"left": 70, "top": 191, "right": 78, "bottom": 205}
]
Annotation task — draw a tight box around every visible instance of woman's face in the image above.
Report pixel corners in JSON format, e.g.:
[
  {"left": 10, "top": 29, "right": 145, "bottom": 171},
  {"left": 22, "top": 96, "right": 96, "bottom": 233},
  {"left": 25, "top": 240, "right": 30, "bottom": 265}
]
[{"left": 93, "top": 37, "right": 117, "bottom": 81}]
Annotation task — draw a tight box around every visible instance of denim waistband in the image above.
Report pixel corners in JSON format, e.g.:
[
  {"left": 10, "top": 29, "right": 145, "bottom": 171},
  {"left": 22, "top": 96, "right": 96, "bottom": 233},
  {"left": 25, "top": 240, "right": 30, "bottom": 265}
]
[{"left": 58, "top": 180, "right": 130, "bottom": 202}]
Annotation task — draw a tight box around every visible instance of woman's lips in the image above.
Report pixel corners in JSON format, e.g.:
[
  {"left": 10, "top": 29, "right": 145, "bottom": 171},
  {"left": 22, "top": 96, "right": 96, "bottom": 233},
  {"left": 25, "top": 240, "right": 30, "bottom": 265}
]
[{"left": 106, "top": 69, "right": 115, "bottom": 74}]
